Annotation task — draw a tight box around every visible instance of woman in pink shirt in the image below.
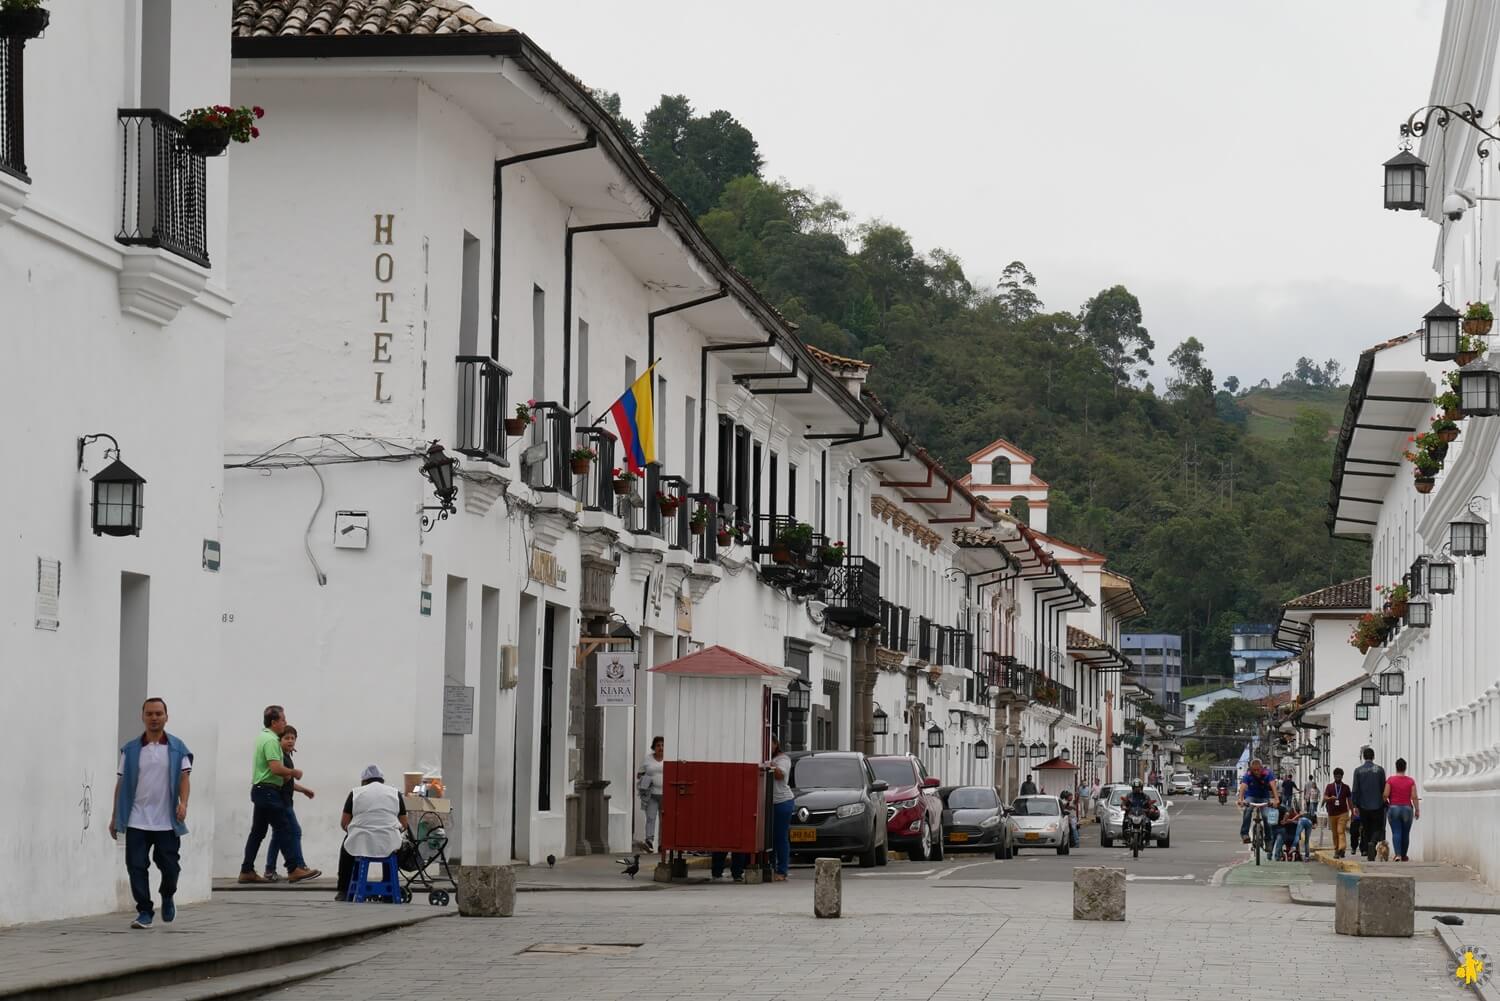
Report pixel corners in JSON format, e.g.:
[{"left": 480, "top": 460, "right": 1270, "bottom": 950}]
[{"left": 1383, "top": 757, "right": 1421, "bottom": 862}]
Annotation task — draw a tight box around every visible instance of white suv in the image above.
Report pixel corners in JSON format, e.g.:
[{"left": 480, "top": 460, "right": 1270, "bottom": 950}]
[{"left": 1168, "top": 772, "right": 1193, "bottom": 795}]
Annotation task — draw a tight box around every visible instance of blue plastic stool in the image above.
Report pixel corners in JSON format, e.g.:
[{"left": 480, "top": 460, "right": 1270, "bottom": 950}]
[{"left": 348, "top": 854, "right": 403, "bottom": 903}]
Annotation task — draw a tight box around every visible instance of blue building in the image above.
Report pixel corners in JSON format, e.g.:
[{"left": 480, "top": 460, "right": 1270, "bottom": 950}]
[
  {"left": 1119, "top": 633, "right": 1182, "bottom": 713},
  {"left": 1230, "top": 623, "right": 1294, "bottom": 686}
]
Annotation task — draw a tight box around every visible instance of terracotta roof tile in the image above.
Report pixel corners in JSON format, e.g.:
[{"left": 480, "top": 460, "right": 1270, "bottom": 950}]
[
  {"left": 648, "top": 644, "right": 791, "bottom": 678},
  {"left": 805, "top": 344, "right": 870, "bottom": 373},
  {"left": 233, "top": 0, "right": 512, "bottom": 37},
  {"left": 1067, "top": 626, "right": 1103, "bottom": 650},
  {"left": 1283, "top": 576, "right": 1371, "bottom": 611}
]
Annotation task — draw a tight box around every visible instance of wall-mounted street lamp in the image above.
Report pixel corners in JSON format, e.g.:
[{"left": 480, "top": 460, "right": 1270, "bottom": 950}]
[
  {"left": 1004, "top": 740, "right": 1018, "bottom": 759},
  {"left": 872, "top": 703, "right": 889, "bottom": 736},
  {"left": 1422, "top": 300, "right": 1462, "bottom": 361},
  {"left": 974, "top": 737, "right": 989, "bottom": 760},
  {"left": 787, "top": 677, "right": 812, "bottom": 714},
  {"left": 1451, "top": 498, "right": 1490, "bottom": 558},
  {"left": 1029, "top": 740, "right": 1045, "bottom": 760},
  {"left": 78, "top": 434, "right": 145, "bottom": 537},
  {"left": 419, "top": 441, "right": 458, "bottom": 531},
  {"left": 1459, "top": 360, "right": 1500, "bottom": 418},
  {"left": 1359, "top": 683, "right": 1381, "bottom": 708},
  {"left": 1404, "top": 596, "right": 1432, "bottom": 628},
  {"left": 1095, "top": 750, "right": 1107, "bottom": 766},
  {"left": 1379, "top": 657, "right": 1407, "bottom": 697},
  {"left": 926, "top": 722, "right": 944, "bottom": 749},
  {"left": 1425, "top": 551, "right": 1457, "bottom": 593},
  {"left": 1383, "top": 147, "right": 1428, "bottom": 211},
  {"left": 1355, "top": 703, "right": 1371, "bottom": 721}
]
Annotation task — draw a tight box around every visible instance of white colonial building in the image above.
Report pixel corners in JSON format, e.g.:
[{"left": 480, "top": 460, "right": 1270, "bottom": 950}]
[{"left": 1, "top": 0, "right": 238, "bottom": 924}]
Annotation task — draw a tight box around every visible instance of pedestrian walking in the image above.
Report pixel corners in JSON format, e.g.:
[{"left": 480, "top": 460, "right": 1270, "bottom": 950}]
[
  {"left": 1323, "top": 767, "right": 1353, "bottom": 858},
  {"left": 263, "top": 726, "right": 316, "bottom": 881},
  {"left": 1020, "top": 773, "right": 1038, "bottom": 796},
  {"left": 1350, "top": 747, "right": 1388, "bottom": 861},
  {"left": 1384, "top": 757, "right": 1421, "bottom": 861},
  {"left": 766, "top": 736, "right": 795, "bottom": 881},
  {"left": 638, "top": 735, "right": 664, "bottom": 856},
  {"left": 109, "top": 697, "right": 192, "bottom": 929},
  {"left": 239, "top": 705, "right": 320, "bottom": 883},
  {"left": 337, "top": 765, "right": 409, "bottom": 900}
]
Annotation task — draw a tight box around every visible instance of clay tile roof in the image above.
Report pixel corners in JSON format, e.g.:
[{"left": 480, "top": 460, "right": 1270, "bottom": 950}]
[
  {"left": 1067, "top": 626, "right": 1104, "bottom": 650},
  {"left": 1255, "top": 691, "right": 1295, "bottom": 709},
  {"left": 232, "top": 0, "right": 512, "bottom": 37},
  {"left": 805, "top": 344, "right": 870, "bottom": 373},
  {"left": 648, "top": 644, "right": 792, "bottom": 679},
  {"left": 1283, "top": 576, "right": 1371, "bottom": 611}
]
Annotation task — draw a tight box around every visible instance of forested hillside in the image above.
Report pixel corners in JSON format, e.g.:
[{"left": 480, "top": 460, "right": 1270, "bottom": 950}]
[{"left": 604, "top": 92, "right": 1369, "bottom": 677}]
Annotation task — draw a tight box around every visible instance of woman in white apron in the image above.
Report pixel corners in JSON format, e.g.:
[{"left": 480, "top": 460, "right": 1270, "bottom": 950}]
[{"left": 336, "top": 764, "right": 408, "bottom": 900}]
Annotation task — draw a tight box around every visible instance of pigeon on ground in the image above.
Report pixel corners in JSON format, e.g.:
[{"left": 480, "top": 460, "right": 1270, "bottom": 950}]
[
  {"left": 547, "top": 854, "right": 556, "bottom": 868},
  {"left": 619, "top": 854, "right": 641, "bottom": 879},
  {"left": 1434, "top": 914, "right": 1465, "bottom": 925}
]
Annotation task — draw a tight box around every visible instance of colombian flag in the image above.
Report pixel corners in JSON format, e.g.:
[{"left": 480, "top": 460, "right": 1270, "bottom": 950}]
[{"left": 608, "top": 367, "right": 655, "bottom": 475}]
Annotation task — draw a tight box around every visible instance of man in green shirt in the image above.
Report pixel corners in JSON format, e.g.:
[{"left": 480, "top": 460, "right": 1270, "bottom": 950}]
[{"left": 239, "top": 705, "right": 320, "bottom": 883}]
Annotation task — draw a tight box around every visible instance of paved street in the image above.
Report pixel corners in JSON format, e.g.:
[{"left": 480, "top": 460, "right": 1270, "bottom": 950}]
[{"left": 246, "top": 800, "right": 1468, "bottom": 1001}]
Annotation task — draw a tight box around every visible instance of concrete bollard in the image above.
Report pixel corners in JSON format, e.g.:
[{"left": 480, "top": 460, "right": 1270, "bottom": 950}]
[
  {"left": 1072, "top": 866, "right": 1125, "bottom": 921},
  {"left": 813, "top": 858, "right": 842, "bottom": 918},
  {"left": 1334, "top": 872, "right": 1413, "bottom": 937},
  {"left": 456, "top": 865, "right": 515, "bottom": 917}
]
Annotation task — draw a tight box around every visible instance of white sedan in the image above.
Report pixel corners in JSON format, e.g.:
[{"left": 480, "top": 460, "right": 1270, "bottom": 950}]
[
  {"left": 1006, "top": 795, "right": 1071, "bottom": 855},
  {"left": 1099, "top": 786, "right": 1172, "bottom": 848}
]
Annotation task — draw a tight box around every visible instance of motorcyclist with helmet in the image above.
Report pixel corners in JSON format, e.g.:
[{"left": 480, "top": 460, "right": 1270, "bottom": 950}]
[{"left": 1120, "top": 778, "right": 1158, "bottom": 843}]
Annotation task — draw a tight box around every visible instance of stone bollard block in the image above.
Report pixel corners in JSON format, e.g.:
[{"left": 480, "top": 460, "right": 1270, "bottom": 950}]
[
  {"left": 653, "top": 863, "right": 673, "bottom": 883},
  {"left": 1334, "top": 872, "right": 1413, "bottom": 937},
  {"left": 456, "top": 865, "right": 515, "bottom": 917},
  {"left": 813, "top": 858, "right": 842, "bottom": 918},
  {"left": 1072, "top": 866, "right": 1125, "bottom": 921}
]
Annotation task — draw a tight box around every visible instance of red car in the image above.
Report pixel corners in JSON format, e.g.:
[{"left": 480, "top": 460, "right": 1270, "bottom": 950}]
[{"left": 869, "top": 754, "right": 944, "bottom": 860}]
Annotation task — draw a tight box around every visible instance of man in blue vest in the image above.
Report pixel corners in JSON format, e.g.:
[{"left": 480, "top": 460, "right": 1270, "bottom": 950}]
[{"left": 109, "top": 697, "right": 193, "bottom": 929}]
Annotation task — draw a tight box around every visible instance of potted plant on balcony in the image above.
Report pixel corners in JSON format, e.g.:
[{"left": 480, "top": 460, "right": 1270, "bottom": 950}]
[
  {"left": 819, "top": 540, "right": 846, "bottom": 565},
  {"left": 1436, "top": 387, "right": 1462, "bottom": 422},
  {"left": 179, "top": 105, "right": 264, "bottom": 157},
  {"left": 688, "top": 505, "right": 710, "bottom": 535},
  {"left": 568, "top": 446, "right": 596, "bottom": 476},
  {"left": 1464, "top": 301, "right": 1494, "bottom": 336},
  {"left": 1376, "top": 582, "right": 1410, "bottom": 619},
  {"left": 1457, "top": 332, "right": 1487, "bottom": 367},
  {"left": 776, "top": 521, "right": 814, "bottom": 555},
  {"left": 1432, "top": 413, "right": 1460, "bottom": 444},
  {"left": 505, "top": 400, "right": 534, "bottom": 437},
  {"left": 0, "top": 0, "right": 49, "bottom": 40},
  {"left": 715, "top": 521, "right": 746, "bottom": 547},
  {"left": 1349, "top": 612, "right": 1387, "bottom": 654},
  {"left": 655, "top": 490, "right": 682, "bottom": 517},
  {"left": 611, "top": 468, "right": 636, "bottom": 496}
]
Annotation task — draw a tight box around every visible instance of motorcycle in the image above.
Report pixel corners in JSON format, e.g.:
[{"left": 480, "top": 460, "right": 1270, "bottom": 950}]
[
  {"left": 1199, "top": 784, "right": 1209, "bottom": 800},
  {"left": 1123, "top": 806, "right": 1152, "bottom": 858},
  {"left": 1217, "top": 787, "right": 1228, "bottom": 805}
]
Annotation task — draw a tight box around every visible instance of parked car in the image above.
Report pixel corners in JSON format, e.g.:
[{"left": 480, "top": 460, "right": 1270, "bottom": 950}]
[
  {"left": 1100, "top": 785, "right": 1172, "bottom": 848},
  {"left": 869, "top": 754, "right": 944, "bottom": 861},
  {"left": 1006, "top": 795, "right": 1070, "bottom": 854},
  {"left": 1168, "top": 772, "right": 1194, "bottom": 795},
  {"left": 788, "top": 751, "right": 890, "bottom": 868},
  {"left": 940, "top": 785, "right": 1013, "bottom": 858},
  {"left": 1094, "top": 784, "right": 1122, "bottom": 822}
]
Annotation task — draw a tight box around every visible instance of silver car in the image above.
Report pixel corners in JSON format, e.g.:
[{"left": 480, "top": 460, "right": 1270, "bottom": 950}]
[
  {"left": 1006, "top": 795, "right": 1070, "bottom": 855},
  {"left": 1100, "top": 786, "right": 1172, "bottom": 848}
]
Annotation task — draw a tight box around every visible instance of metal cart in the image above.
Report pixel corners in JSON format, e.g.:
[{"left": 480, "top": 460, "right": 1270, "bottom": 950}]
[{"left": 398, "top": 794, "right": 458, "bottom": 905}]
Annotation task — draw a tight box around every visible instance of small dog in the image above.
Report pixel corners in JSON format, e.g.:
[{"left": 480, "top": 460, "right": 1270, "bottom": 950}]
[{"left": 1376, "top": 841, "right": 1392, "bottom": 862}]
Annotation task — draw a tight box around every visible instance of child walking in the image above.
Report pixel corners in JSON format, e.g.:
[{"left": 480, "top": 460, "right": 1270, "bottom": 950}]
[{"left": 264, "top": 726, "right": 316, "bottom": 881}]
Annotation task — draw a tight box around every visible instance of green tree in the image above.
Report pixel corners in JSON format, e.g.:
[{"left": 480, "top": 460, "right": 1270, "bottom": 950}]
[
  {"left": 1193, "top": 698, "right": 1266, "bottom": 762},
  {"left": 1081, "top": 285, "right": 1155, "bottom": 391},
  {"left": 638, "top": 95, "right": 762, "bottom": 216},
  {"left": 591, "top": 89, "right": 638, "bottom": 144}
]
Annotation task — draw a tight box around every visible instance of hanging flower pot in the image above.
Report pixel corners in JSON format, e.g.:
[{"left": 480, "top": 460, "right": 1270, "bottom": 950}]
[
  {"left": 568, "top": 446, "right": 596, "bottom": 476},
  {"left": 1457, "top": 349, "right": 1483, "bottom": 366},
  {"left": 503, "top": 418, "right": 528, "bottom": 437},
  {"left": 771, "top": 543, "right": 792, "bottom": 564},
  {"left": 656, "top": 492, "right": 682, "bottom": 516},
  {"left": 1464, "top": 318, "right": 1493, "bottom": 336},
  {"left": 0, "top": 4, "right": 49, "bottom": 39},
  {"left": 716, "top": 529, "right": 733, "bottom": 546},
  {"left": 1464, "top": 302, "right": 1493, "bottom": 336},
  {"left": 179, "top": 105, "right": 264, "bottom": 158},
  {"left": 1437, "top": 426, "right": 1459, "bottom": 444},
  {"left": 1415, "top": 475, "right": 1436, "bottom": 494},
  {"left": 183, "top": 125, "right": 232, "bottom": 157}
]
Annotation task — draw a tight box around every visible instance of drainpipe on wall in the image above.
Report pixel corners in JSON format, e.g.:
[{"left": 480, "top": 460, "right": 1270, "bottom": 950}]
[{"left": 561, "top": 210, "right": 660, "bottom": 407}]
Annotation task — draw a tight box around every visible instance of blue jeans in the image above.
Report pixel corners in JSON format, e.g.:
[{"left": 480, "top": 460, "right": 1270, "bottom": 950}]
[
  {"left": 772, "top": 799, "right": 797, "bottom": 875},
  {"left": 265, "top": 802, "right": 304, "bottom": 872},
  {"left": 125, "top": 828, "right": 180, "bottom": 916},
  {"left": 242, "top": 784, "right": 291, "bottom": 873},
  {"left": 1240, "top": 804, "right": 1278, "bottom": 840},
  {"left": 1273, "top": 818, "right": 1313, "bottom": 859},
  {"left": 711, "top": 852, "right": 749, "bottom": 879},
  {"left": 1388, "top": 805, "right": 1414, "bottom": 858}
]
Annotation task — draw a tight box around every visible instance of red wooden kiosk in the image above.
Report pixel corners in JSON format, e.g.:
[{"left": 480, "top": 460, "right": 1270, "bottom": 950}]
[{"left": 648, "top": 645, "right": 796, "bottom": 875}]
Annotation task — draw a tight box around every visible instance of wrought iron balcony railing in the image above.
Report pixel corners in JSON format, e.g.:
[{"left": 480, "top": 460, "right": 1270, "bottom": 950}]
[
  {"left": 572, "top": 427, "right": 617, "bottom": 512},
  {"left": 522, "top": 402, "right": 572, "bottom": 494},
  {"left": 117, "top": 110, "right": 209, "bottom": 267},
  {"left": 1, "top": 37, "right": 25, "bottom": 181},
  {"left": 878, "top": 600, "right": 911, "bottom": 654},
  {"left": 659, "top": 474, "right": 690, "bottom": 550},
  {"left": 454, "top": 356, "right": 511, "bottom": 466},
  {"left": 823, "top": 555, "right": 881, "bottom": 629}
]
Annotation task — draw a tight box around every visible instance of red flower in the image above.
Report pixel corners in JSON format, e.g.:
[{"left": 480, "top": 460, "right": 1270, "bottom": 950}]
[
  {"left": 250, "top": 126, "right": 260, "bottom": 138},
  {"left": 253, "top": 106, "right": 265, "bottom": 118}
]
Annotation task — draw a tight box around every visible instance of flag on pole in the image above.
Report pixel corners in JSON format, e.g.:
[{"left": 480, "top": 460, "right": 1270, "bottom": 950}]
[{"left": 608, "top": 366, "right": 656, "bottom": 475}]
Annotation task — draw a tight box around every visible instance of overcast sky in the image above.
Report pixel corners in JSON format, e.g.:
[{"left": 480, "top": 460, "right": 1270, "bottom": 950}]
[{"left": 482, "top": 1, "right": 1448, "bottom": 388}]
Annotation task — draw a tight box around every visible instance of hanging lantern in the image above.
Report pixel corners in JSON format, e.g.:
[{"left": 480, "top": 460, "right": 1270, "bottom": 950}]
[
  {"left": 1004, "top": 741, "right": 1018, "bottom": 759},
  {"left": 787, "top": 678, "right": 812, "bottom": 713},
  {"left": 1383, "top": 148, "right": 1428, "bottom": 211},
  {"left": 90, "top": 457, "right": 146, "bottom": 537},
  {"left": 1427, "top": 554, "right": 1457, "bottom": 593},
  {"left": 1404, "top": 596, "right": 1432, "bottom": 628},
  {"left": 1423, "top": 300, "right": 1462, "bottom": 361},
  {"left": 1355, "top": 703, "right": 1371, "bottom": 721},
  {"left": 1379, "top": 667, "right": 1406, "bottom": 696},
  {"left": 872, "top": 704, "right": 889, "bottom": 736},
  {"left": 1029, "top": 740, "right": 1045, "bottom": 759},
  {"left": 420, "top": 441, "right": 458, "bottom": 509},
  {"left": 1459, "top": 359, "right": 1500, "bottom": 417},
  {"left": 926, "top": 722, "right": 944, "bottom": 749},
  {"left": 1360, "top": 683, "right": 1381, "bottom": 707},
  {"left": 1451, "top": 506, "right": 1489, "bottom": 557},
  {"left": 975, "top": 738, "right": 990, "bottom": 760}
]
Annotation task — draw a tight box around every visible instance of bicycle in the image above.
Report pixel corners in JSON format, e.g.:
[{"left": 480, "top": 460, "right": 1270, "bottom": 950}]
[{"left": 1244, "top": 800, "right": 1272, "bottom": 866}]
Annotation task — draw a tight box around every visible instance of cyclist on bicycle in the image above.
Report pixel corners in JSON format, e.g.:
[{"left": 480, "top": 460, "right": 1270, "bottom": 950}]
[{"left": 1237, "top": 757, "right": 1280, "bottom": 844}]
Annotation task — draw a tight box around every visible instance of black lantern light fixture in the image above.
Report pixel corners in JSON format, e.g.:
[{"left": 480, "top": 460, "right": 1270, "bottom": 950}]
[
  {"left": 79, "top": 433, "right": 145, "bottom": 537},
  {"left": 872, "top": 703, "right": 889, "bottom": 736},
  {"left": 1096, "top": 749, "right": 1107, "bottom": 766},
  {"left": 1360, "top": 682, "right": 1381, "bottom": 707},
  {"left": 975, "top": 737, "right": 990, "bottom": 760},
  {"left": 926, "top": 722, "right": 944, "bottom": 749},
  {"left": 1427, "top": 552, "right": 1457, "bottom": 593},
  {"left": 1459, "top": 358, "right": 1500, "bottom": 417},
  {"left": 787, "top": 677, "right": 812, "bottom": 714},
  {"left": 1004, "top": 740, "right": 1018, "bottom": 759},
  {"left": 1355, "top": 703, "right": 1371, "bottom": 721},
  {"left": 1379, "top": 658, "right": 1407, "bottom": 697},
  {"left": 1451, "top": 498, "right": 1490, "bottom": 557},
  {"left": 1404, "top": 595, "right": 1432, "bottom": 628},
  {"left": 419, "top": 440, "right": 459, "bottom": 531},
  {"left": 1423, "top": 300, "right": 1462, "bottom": 361},
  {"left": 1409, "top": 557, "right": 1427, "bottom": 597},
  {"left": 1383, "top": 147, "right": 1429, "bottom": 211},
  {"left": 1029, "top": 740, "right": 1046, "bottom": 760}
]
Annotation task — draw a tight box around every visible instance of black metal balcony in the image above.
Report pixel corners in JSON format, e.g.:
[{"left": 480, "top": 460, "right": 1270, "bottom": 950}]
[
  {"left": 454, "top": 356, "right": 511, "bottom": 465},
  {"left": 878, "top": 601, "right": 911, "bottom": 654},
  {"left": 659, "top": 474, "right": 690, "bottom": 550},
  {"left": 116, "top": 110, "right": 209, "bottom": 267},
  {"left": 522, "top": 402, "right": 571, "bottom": 494},
  {"left": 917, "top": 616, "right": 934, "bottom": 662},
  {"left": 823, "top": 555, "right": 881, "bottom": 629},
  {"left": 751, "top": 514, "right": 826, "bottom": 595},
  {"left": 573, "top": 427, "right": 617, "bottom": 511},
  {"left": 688, "top": 493, "right": 721, "bottom": 563},
  {"left": 1, "top": 37, "right": 25, "bottom": 181}
]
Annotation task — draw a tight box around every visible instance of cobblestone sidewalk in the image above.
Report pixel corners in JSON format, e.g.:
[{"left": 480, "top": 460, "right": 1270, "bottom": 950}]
[{"left": 253, "top": 877, "right": 1461, "bottom": 1001}]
